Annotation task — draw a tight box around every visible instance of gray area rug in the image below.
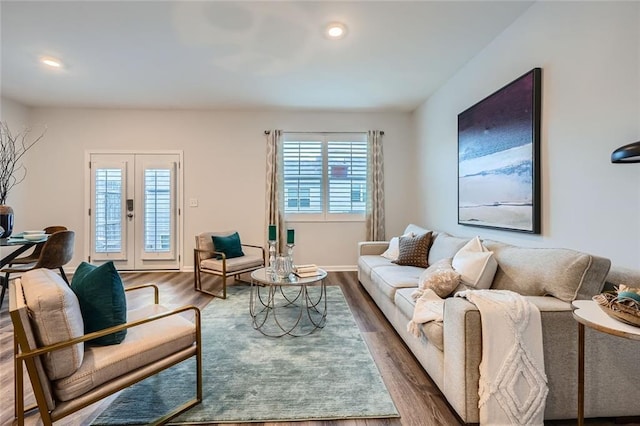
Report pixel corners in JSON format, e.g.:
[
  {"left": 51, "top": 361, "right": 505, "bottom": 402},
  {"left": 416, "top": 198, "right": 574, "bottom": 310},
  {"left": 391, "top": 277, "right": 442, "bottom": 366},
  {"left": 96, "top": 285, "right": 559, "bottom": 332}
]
[{"left": 92, "top": 284, "right": 399, "bottom": 424}]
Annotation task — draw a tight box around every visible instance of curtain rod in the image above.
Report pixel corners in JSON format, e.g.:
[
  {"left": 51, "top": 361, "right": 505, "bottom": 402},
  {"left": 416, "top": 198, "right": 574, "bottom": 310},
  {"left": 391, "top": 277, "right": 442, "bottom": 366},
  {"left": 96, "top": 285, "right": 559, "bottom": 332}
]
[{"left": 264, "top": 130, "right": 384, "bottom": 135}]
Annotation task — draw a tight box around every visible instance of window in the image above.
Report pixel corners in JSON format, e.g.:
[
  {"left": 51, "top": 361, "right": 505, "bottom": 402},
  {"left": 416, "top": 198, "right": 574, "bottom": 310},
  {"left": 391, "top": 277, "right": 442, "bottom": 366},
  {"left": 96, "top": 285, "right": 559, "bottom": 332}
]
[
  {"left": 144, "top": 169, "right": 172, "bottom": 252},
  {"left": 94, "top": 167, "right": 123, "bottom": 253},
  {"left": 283, "top": 132, "right": 368, "bottom": 221}
]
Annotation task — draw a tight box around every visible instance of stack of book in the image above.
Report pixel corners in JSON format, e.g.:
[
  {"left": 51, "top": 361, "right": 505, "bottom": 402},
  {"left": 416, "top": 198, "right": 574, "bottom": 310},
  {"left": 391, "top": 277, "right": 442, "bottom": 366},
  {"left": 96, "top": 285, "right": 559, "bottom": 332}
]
[{"left": 294, "top": 264, "right": 320, "bottom": 278}]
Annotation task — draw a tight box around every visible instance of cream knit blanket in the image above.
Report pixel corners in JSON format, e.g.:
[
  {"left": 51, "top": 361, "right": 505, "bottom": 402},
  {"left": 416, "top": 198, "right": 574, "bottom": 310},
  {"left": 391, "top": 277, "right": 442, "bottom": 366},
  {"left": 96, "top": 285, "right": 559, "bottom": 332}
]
[
  {"left": 456, "top": 289, "right": 548, "bottom": 426},
  {"left": 408, "top": 289, "right": 548, "bottom": 425}
]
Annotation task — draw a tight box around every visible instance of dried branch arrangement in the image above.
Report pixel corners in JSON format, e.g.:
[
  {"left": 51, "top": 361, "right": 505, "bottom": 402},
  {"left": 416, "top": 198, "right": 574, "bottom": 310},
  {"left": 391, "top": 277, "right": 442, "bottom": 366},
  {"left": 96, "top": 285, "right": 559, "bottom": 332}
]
[{"left": 0, "top": 121, "right": 46, "bottom": 205}]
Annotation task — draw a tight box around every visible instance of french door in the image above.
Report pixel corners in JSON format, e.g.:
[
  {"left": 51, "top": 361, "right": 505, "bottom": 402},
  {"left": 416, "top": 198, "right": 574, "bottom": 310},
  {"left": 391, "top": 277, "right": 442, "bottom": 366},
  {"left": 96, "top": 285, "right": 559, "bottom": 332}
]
[{"left": 87, "top": 152, "right": 182, "bottom": 270}]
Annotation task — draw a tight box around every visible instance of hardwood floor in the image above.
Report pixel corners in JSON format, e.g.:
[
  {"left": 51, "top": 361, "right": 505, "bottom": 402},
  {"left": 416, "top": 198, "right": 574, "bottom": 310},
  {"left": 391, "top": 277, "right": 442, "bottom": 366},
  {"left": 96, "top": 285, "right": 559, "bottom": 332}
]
[
  {"left": 0, "top": 271, "right": 462, "bottom": 426},
  {"left": 0, "top": 271, "right": 632, "bottom": 426}
]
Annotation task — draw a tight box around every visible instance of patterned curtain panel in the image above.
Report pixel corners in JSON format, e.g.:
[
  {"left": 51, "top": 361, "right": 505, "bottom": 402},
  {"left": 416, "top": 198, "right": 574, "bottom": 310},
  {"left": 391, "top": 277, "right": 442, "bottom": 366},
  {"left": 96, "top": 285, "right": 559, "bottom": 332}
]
[
  {"left": 265, "top": 130, "right": 286, "bottom": 251},
  {"left": 366, "top": 130, "right": 385, "bottom": 241}
]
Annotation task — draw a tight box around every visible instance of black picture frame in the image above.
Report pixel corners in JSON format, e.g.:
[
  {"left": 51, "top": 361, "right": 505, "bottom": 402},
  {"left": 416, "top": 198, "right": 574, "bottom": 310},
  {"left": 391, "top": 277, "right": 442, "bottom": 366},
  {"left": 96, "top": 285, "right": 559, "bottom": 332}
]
[{"left": 458, "top": 68, "right": 541, "bottom": 234}]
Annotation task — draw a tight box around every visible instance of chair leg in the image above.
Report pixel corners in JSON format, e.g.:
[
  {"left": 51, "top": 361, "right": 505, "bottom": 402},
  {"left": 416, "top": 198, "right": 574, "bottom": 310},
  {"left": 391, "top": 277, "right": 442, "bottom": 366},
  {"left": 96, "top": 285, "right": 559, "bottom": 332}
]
[
  {"left": 193, "top": 251, "right": 200, "bottom": 291},
  {"left": 1, "top": 272, "right": 9, "bottom": 308},
  {"left": 0, "top": 280, "right": 6, "bottom": 309},
  {"left": 222, "top": 274, "right": 227, "bottom": 299},
  {"left": 59, "top": 267, "right": 69, "bottom": 285}
]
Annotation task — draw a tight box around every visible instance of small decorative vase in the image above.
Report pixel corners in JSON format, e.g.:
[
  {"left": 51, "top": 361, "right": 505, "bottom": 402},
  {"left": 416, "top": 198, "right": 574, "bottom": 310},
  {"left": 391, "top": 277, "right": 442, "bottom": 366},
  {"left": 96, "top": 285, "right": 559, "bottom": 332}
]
[
  {"left": 0, "top": 205, "right": 13, "bottom": 238},
  {"left": 274, "top": 254, "right": 293, "bottom": 279}
]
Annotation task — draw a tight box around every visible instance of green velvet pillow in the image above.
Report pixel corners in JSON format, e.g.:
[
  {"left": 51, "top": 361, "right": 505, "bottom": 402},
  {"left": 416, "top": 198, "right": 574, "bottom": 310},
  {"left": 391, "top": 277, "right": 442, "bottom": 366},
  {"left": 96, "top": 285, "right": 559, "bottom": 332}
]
[
  {"left": 71, "top": 261, "right": 127, "bottom": 345},
  {"left": 212, "top": 232, "right": 245, "bottom": 259}
]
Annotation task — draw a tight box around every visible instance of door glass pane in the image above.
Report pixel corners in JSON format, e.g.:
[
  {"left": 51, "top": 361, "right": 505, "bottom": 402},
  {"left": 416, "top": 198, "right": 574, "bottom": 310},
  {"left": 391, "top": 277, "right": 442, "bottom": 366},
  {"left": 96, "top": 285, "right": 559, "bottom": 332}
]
[
  {"left": 95, "top": 168, "right": 122, "bottom": 253},
  {"left": 144, "top": 169, "right": 171, "bottom": 253}
]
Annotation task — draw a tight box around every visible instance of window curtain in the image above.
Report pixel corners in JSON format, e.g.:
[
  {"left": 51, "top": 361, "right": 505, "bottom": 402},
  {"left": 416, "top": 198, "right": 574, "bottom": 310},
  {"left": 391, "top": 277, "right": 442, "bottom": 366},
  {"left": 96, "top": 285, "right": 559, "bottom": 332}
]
[
  {"left": 265, "top": 130, "right": 286, "bottom": 251},
  {"left": 366, "top": 130, "right": 385, "bottom": 241}
]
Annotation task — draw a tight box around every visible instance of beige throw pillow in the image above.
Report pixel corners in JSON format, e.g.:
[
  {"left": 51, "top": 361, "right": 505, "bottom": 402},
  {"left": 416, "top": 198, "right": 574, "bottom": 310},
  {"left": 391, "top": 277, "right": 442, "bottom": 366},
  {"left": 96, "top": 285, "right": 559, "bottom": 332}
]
[
  {"left": 452, "top": 236, "right": 498, "bottom": 289},
  {"left": 381, "top": 232, "right": 415, "bottom": 260},
  {"left": 413, "top": 258, "right": 461, "bottom": 299},
  {"left": 392, "top": 232, "right": 432, "bottom": 268},
  {"left": 21, "top": 269, "right": 85, "bottom": 380}
]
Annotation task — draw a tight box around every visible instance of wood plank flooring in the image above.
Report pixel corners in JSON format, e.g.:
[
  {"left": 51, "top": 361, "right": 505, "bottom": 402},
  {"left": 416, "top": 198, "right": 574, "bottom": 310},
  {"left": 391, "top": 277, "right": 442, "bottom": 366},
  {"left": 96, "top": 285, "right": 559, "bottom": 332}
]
[{"left": 0, "top": 271, "right": 633, "bottom": 426}]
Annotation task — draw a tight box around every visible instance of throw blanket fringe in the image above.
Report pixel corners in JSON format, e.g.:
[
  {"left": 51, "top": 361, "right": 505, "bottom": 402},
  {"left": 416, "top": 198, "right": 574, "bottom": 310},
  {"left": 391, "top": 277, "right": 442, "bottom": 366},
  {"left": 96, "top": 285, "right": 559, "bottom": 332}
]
[{"left": 456, "top": 289, "right": 548, "bottom": 426}]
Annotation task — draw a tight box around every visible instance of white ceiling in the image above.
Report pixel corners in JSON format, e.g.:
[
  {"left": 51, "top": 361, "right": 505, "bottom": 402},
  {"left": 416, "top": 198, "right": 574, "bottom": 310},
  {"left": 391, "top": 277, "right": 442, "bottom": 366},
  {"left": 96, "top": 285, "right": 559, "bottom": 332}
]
[{"left": 1, "top": 1, "right": 533, "bottom": 112}]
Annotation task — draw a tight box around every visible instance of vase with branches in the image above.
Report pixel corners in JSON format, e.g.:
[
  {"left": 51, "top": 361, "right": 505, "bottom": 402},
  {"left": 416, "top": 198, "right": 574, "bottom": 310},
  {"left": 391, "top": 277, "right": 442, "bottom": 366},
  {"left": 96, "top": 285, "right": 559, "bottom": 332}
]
[{"left": 0, "top": 121, "right": 46, "bottom": 238}]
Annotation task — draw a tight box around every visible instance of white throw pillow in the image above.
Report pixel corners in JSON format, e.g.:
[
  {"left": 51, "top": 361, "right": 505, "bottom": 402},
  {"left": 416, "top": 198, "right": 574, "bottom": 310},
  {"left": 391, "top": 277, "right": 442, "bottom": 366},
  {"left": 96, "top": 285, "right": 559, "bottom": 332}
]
[
  {"left": 381, "top": 232, "right": 415, "bottom": 260},
  {"left": 452, "top": 236, "right": 498, "bottom": 289}
]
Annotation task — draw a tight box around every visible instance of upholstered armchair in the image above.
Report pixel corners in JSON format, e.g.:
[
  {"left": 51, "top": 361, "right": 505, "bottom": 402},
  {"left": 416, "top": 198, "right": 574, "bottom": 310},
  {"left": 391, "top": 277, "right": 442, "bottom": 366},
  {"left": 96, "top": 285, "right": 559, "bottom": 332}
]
[
  {"left": 9, "top": 268, "right": 201, "bottom": 426},
  {"left": 194, "top": 231, "right": 265, "bottom": 299}
]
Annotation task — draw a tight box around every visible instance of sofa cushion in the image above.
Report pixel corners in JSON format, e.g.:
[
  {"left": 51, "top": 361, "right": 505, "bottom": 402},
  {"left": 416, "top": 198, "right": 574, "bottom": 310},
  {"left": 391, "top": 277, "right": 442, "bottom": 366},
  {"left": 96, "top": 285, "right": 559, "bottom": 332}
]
[
  {"left": 71, "top": 262, "right": 127, "bottom": 346},
  {"left": 395, "top": 288, "right": 444, "bottom": 351},
  {"left": 428, "top": 233, "right": 470, "bottom": 266},
  {"left": 358, "top": 255, "right": 395, "bottom": 278},
  {"left": 371, "top": 265, "right": 422, "bottom": 299},
  {"left": 201, "top": 254, "right": 263, "bottom": 273},
  {"left": 403, "top": 224, "right": 432, "bottom": 236},
  {"left": 52, "top": 304, "right": 196, "bottom": 402},
  {"left": 21, "top": 269, "right": 84, "bottom": 380},
  {"left": 452, "top": 237, "right": 498, "bottom": 290},
  {"left": 416, "top": 258, "right": 461, "bottom": 298},
  {"left": 483, "top": 240, "right": 611, "bottom": 302},
  {"left": 393, "top": 232, "right": 432, "bottom": 268},
  {"left": 195, "top": 230, "right": 237, "bottom": 260}
]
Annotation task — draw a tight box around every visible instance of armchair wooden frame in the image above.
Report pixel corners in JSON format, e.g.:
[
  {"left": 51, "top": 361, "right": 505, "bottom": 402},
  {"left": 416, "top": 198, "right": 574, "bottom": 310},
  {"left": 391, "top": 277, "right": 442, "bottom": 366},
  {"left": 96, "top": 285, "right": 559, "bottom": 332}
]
[
  {"left": 194, "top": 243, "right": 265, "bottom": 299},
  {"left": 10, "top": 282, "right": 202, "bottom": 426}
]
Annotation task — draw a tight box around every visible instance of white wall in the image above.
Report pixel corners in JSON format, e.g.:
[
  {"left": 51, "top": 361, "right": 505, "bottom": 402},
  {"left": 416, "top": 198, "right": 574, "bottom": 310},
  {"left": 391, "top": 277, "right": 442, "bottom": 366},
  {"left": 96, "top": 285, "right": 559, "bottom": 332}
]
[
  {"left": 15, "top": 107, "right": 413, "bottom": 270},
  {"left": 0, "top": 97, "right": 31, "bottom": 215},
  {"left": 413, "top": 1, "right": 640, "bottom": 268},
  {"left": 0, "top": 98, "right": 31, "bottom": 260}
]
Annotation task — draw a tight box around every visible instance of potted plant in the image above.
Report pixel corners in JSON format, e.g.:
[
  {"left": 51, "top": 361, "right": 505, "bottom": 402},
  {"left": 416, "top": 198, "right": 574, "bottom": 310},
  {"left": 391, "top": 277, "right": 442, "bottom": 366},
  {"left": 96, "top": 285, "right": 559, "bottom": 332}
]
[{"left": 0, "top": 121, "right": 45, "bottom": 238}]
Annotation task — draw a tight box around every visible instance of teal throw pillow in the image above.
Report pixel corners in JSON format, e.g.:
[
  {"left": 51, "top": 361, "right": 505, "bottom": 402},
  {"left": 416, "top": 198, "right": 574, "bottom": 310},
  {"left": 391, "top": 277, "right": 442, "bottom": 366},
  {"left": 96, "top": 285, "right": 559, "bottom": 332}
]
[
  {"left": 212, "top": 232, "right": 245, "bottom": 259},
  {"left": 71, "top": 261, "right": 127, "bottom": 345}
]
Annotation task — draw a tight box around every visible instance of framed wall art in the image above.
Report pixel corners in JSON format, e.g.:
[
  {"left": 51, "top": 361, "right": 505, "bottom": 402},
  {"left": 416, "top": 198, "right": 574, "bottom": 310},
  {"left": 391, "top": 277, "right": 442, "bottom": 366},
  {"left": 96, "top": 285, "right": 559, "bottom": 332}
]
[{"left": 458, "top": 68, "right": 541, "bottom": 234}]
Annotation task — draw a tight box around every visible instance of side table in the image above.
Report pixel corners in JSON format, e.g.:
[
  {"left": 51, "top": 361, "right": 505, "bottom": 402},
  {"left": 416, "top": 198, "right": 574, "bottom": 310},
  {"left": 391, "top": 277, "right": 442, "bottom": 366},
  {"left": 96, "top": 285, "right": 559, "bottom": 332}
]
[
  {"left": 250, "top": 267, "right": 328, "bottom": 337},
  {"left": 572, "top": 300, "right": 640, "bottom": 426}
]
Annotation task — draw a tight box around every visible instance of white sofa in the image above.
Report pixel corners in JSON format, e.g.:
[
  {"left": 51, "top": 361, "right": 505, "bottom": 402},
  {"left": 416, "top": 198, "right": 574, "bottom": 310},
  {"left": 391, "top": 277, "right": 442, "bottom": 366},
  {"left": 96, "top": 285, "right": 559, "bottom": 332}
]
[{"left": 358, "top": 224, "right": 640, "bottom": 423}]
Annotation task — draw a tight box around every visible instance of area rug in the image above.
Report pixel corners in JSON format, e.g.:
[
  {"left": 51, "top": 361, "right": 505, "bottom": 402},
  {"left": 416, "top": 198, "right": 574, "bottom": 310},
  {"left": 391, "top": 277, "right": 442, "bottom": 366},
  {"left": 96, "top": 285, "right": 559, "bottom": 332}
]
[{"left": 92, "top": 284, "right": 399, "bottom": 424}]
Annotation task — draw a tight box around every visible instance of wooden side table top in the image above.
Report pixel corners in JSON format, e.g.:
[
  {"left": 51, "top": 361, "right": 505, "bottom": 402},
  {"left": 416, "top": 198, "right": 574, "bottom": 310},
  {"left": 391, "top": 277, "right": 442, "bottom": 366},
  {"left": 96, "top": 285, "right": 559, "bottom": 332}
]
[{"left": 572, "top": 300, "right": 640, "bottom": 341}]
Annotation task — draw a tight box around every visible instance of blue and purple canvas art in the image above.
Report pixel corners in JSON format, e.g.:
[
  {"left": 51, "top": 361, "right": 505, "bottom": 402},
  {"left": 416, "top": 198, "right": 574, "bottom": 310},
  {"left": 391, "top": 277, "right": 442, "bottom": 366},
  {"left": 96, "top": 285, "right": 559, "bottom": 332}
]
[{"left": 458, "top": 68, "right": 541, "bottom": 233}]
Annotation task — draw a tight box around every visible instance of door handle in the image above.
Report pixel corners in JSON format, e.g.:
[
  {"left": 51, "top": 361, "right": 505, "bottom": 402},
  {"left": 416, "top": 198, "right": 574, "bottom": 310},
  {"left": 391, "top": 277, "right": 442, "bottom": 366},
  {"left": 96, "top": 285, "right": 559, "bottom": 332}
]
[{"left": 127, "top": 199, "right": 134, "bottom": 220}]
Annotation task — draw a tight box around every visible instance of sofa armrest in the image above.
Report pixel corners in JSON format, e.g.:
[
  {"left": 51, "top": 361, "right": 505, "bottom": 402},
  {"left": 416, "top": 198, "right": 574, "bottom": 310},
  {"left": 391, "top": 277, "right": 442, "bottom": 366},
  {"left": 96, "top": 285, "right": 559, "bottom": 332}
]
[
  {"left": 441, "top": 294, "right": 572, "bottom": 423},
  {"left": 358, "top": 241, "right": 389, "bottom": 256},
  {"left": 442, "top": 297, "right": 482, "bottom": 423}
]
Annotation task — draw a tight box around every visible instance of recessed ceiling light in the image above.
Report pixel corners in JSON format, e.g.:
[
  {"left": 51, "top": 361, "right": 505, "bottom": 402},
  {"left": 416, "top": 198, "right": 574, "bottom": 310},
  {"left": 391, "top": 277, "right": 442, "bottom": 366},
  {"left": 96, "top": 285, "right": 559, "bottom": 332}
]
[
  {"left": 40, "top": 56, "right": 63, "bottom": 68},
  {"left": 325, "top": 22, "right": 347, "bottom": 40}
]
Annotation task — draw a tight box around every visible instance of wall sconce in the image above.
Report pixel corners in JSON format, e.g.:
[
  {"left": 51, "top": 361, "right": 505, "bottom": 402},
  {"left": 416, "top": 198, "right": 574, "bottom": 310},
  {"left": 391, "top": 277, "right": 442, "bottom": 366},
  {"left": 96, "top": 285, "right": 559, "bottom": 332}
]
[{"left": 611, "top": 141, "right": 640, "bottom": 163}]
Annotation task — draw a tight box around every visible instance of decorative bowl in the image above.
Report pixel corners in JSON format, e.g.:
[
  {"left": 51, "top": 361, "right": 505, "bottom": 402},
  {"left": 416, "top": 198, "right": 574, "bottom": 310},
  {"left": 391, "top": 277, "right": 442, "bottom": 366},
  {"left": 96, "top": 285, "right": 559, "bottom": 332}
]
[
  {"left": 593, "top": 291, "right": 640, "bottom": 327},
  {"left": 23, "top": 230, "right": 46, "bottom": 235},
  {"left": 24, "top": 233, "right": 47, "bottom": 241}
]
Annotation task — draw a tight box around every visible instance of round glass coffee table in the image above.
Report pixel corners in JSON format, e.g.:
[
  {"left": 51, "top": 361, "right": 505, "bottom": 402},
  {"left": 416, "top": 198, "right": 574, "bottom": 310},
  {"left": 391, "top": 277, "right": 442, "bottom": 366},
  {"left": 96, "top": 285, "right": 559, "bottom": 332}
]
[{"left": 250, "top": 267, "right": 327, "bottom": 337}]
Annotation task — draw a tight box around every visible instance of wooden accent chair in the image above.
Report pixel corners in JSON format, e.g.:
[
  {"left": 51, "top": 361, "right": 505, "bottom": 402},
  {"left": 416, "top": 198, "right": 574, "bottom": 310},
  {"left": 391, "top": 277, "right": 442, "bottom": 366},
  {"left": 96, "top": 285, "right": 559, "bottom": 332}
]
[
  {"left": 10, "top": 269, "right": 202, "bottom": 426},
  {"left": 1, "top": 230, "right": 75, "bottom": 308},
  {"left": 194, "top": 231, "right": 265, "bottom": 299},
  {"left": 9, "top": 226, "right": 68, "bottom": 266}
]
